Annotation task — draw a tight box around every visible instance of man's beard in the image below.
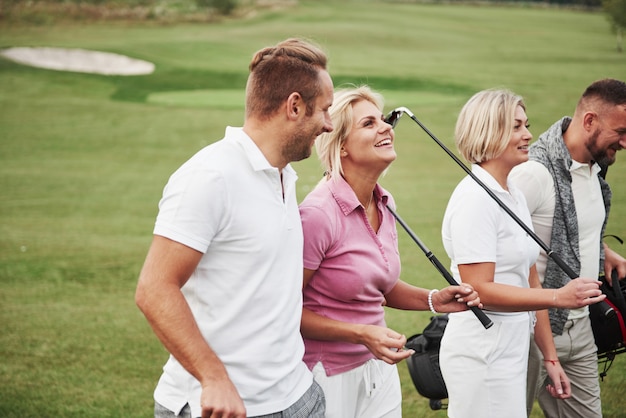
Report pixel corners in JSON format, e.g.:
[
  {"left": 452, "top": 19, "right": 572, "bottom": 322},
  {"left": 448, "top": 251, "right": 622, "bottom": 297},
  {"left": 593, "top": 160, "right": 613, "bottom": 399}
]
[
  {"left": 282, "top": 129, "right": 315, "bottom": 163},
  {"left": 588, "top": 128, "right": 616, "bottom": 167}
]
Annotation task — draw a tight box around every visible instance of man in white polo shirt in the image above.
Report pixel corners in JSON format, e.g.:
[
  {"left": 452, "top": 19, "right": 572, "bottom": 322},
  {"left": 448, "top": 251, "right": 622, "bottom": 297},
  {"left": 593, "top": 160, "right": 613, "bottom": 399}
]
[{"left": 135, "top": 38, "right": 334, "bottom": 418}]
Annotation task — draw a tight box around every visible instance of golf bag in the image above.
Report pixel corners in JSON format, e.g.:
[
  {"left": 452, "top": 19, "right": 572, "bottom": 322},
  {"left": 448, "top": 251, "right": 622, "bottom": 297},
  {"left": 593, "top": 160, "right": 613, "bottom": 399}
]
[
  {"left": 405, "top": 314, "right": 448, "bottom": 410},
  {"left": 589, "top": 270, "right": 626, "bottom": 378}
]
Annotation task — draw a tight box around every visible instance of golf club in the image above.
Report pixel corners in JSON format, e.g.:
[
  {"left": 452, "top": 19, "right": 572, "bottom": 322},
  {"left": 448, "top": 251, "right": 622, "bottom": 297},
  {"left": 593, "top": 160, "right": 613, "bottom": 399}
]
[
  {"left": 386, "top": 106, "right": 614, "bottom": 318},
  {"left": 386, "top": 204, "right": 494, "bottom": 329}
]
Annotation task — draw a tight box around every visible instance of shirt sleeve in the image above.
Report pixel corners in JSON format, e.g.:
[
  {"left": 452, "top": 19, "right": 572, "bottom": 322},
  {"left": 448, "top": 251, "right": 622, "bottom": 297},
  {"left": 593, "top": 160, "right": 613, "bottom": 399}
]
[
  {"left": 154, "top": 165, "right": 227, "bottom": 253},
  {"left": 509, "top": 160, "right": 553, "bottom": 215},
  {"left": 300, "top": 204, "right": 335, "bottom": 271},
  {"left": 447, "top": 184, "right": 499, "bottom": 265}
]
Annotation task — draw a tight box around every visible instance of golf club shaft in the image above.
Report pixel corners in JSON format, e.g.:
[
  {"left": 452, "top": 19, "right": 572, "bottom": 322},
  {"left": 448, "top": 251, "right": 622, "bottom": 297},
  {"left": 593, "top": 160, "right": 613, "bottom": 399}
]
[
  {"left": 387, "top": 205, "right": 494, "bottom": 329},
  {"left": 387, "top": 107, "right": 615, "bottom": 317},
  {"left": 392, "top": 107, "right": 616, "bottom": 318},
  {"left": 399, "top": 109, "right": 578, "bottom": 280}
]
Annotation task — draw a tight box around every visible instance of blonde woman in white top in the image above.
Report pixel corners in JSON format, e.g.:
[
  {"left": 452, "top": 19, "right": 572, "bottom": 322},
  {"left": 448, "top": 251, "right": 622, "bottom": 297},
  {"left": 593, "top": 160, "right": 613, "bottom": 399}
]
[{"left": 439, "top": 89, "right": 605, "bottom": 418}]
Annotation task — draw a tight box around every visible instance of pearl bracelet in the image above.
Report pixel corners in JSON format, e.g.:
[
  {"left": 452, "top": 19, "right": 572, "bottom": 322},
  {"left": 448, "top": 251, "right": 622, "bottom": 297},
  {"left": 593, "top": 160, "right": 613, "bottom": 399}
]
[{"left": 428, "top": 289, "right": 439, "bottom": 314}]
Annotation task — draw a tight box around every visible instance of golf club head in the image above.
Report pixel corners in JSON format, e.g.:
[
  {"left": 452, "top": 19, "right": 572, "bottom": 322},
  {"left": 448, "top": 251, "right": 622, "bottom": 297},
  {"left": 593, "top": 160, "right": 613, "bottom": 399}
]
[{"left": 384, "top": 106, "right": 415, "bottom": 128}]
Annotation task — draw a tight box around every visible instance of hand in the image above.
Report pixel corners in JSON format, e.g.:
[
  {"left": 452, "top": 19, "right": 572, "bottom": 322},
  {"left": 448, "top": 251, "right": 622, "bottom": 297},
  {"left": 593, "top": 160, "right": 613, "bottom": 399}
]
[
  {"left": 358, "top": 324, "right": 414, "bottom": 364},
  {"left": 200, "top": 378, "right": 247, "bottom": 418},
  {"left": 433, "top": 285, "right": 482, "bottom": 313},
  {"left": 603, "top": 245, "right": 626, "bottom": 286},
  {"left": 543, "top": 359, "right": 571, "bottom": 400},
  {"left": 556, "top": 278, "right": 605, "bottom": 308}
]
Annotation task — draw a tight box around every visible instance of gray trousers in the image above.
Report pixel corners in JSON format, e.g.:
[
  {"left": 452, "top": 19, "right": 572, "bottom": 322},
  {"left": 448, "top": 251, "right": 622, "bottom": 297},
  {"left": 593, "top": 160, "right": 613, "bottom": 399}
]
[
  {"left": 155, "top": 380, "right": 325, "bottom": 418},
  {"left": 526, "top": 315, "right": 602, "bottom": 418}
]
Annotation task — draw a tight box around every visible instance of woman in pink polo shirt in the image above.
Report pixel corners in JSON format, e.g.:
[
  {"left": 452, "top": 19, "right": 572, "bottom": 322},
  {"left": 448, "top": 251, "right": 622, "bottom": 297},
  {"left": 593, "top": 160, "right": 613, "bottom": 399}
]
[{"left": 299, "top": 85, "right": 482, "bottom": 418}]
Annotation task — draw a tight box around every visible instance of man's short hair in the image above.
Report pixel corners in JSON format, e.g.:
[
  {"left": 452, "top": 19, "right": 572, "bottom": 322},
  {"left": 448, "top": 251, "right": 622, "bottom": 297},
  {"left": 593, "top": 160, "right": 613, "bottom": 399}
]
[
  {"left": 579, "top": 78, "right": 626, "bottom": 109},
  {"left": 246, "top": 38, "right": 328, "bottom": 120}
]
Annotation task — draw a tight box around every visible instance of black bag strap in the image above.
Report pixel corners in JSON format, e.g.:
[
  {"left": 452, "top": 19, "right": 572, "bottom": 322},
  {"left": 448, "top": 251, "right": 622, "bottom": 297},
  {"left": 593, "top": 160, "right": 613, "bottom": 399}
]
[
  {"left": 609, "top": 270, "right": 626, "bottom": 316},
  {"left": 603, "top": 234, "right": 626, "bottom": 316},
  {"left": 422, "top": 314, "right": 448, "bottom": 346}
]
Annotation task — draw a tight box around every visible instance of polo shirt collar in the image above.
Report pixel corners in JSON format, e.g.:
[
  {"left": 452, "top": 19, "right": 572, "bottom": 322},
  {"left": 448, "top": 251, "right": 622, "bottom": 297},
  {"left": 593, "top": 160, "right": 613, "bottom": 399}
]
[
  {"left": 471, "top": 163, "right": 509, "bottom": 195},
  {"left": 570, "top": 159, "right": 601, "bottom": 176},
  {"left": 326, "top": 175, "right": 389, "bottom": 216},
  {"left": 226, "top": 126, "right": 297, "bottom": 178}
]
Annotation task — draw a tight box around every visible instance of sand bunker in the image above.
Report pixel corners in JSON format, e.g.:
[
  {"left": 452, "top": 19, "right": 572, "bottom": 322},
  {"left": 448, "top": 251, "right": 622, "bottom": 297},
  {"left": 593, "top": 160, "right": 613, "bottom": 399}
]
[{"left": 0, "top": 47, "right": 155, "bottom": 75}]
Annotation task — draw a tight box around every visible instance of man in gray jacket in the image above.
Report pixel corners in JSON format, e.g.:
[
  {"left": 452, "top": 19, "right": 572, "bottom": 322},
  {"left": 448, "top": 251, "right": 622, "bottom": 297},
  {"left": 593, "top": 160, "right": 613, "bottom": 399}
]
[{"left": 510, "top": 78, "right": 626, "bottom": 418}]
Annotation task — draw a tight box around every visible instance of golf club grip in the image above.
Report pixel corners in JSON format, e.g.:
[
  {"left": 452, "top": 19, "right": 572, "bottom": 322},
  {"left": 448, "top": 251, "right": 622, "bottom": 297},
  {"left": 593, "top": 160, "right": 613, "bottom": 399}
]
[
  {"left": 386, "top": 204, "right": 493, "bottom": 329},
  {"left": 428, "top": 254, "right": 494, "bottom": 329}
]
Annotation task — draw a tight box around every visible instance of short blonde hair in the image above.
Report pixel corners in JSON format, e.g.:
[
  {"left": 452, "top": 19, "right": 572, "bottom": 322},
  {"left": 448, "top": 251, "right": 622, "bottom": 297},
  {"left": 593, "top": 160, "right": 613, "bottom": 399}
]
[
  {"left": 315, "top": 85, "right": 384, "bottom": 179},
  {"left": 455, "top": 89, "right": 526, "bottom": 164}
]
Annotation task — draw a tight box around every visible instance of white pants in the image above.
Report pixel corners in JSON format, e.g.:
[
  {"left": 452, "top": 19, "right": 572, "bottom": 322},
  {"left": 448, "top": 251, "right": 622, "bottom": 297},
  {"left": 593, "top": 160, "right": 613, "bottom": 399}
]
[
  {"left": 440, "top": 312, "right": 531, "bottom": 418},
  {"left": 312, "top": 359, "right": 402, "bottom": 418}
]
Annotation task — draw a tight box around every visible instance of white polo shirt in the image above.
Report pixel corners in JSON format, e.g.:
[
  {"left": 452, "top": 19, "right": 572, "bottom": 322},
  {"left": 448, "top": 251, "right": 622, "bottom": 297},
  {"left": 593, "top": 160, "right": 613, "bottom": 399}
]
[
  {"left": 510, "top": 159, "right": 605, "bottom": 319},
  {"left": 153, "top": 127, "right": 311, "bottom": 417},
  {"left": 442, "top": 164, "right": 539, "bottom": 321}
]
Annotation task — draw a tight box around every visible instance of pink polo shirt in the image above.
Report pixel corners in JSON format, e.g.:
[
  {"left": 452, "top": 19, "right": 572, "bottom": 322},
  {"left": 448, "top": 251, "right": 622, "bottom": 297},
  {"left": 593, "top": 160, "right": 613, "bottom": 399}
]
[{"left": 299, "top": 176, "right": 401, "bottom": 376}]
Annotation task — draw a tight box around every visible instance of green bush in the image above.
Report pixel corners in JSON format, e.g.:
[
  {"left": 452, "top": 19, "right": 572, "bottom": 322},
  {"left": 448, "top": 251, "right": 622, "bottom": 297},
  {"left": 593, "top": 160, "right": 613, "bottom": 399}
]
[{"left": 196, "top": 0, "right": 238, "bottom": 15}]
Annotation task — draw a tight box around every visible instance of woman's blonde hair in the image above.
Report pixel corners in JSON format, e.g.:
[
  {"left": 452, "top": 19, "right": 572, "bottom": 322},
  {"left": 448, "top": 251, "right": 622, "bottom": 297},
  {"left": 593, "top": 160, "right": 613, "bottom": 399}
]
[
  {"left": 315, "top": 85, "right": 384, "bottom": 179},
  {"left": 455, "top": 89, "right": 526, "bottom": 164}
]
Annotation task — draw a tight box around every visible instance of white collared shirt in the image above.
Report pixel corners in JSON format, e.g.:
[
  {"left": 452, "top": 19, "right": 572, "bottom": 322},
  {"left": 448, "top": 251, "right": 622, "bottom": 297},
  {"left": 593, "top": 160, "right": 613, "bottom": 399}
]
[
  {"left": 442, "top": 164, "right": 540, "bottom": 320},
  {"left": 153, "top": 126, "right": 311, "bottom": 417}
]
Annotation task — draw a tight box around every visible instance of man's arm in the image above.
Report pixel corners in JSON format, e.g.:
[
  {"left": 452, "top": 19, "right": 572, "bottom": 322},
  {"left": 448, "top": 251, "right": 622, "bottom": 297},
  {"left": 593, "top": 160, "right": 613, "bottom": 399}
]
[{"left": 136, "top": 235, "right": 246, "bottom": 418}]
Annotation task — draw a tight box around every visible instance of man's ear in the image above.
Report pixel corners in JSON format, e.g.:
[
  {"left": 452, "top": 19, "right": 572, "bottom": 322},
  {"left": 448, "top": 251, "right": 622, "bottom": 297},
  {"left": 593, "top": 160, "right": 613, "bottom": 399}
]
[
  {"left": 582, "top": 111, "right": 598, "bottom": 132},
  {"left": 286, "top": 92, "right": 303, "bottom": 120}
]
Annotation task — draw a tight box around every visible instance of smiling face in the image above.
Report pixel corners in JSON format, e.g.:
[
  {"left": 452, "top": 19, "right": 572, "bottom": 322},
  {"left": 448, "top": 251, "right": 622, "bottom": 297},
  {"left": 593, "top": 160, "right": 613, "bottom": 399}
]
[
  {"left": 498, "top": 105, "right": 533, "bottom": 170},
  {"left": 585, "top": 104, "right": 626, "bottom": 167},
  {"left": 340, "top": 99, "right": 397, "bottom": 176}
]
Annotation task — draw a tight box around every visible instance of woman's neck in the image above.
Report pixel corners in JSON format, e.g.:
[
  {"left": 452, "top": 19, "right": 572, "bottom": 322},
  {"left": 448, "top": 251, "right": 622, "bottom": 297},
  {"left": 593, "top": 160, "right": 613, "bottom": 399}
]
[
  {"left": 343, "top": 171, "right": 378, "bottom": 208},
  {"left": 479, "top": 160, "right": 511, "bottom": 191}
]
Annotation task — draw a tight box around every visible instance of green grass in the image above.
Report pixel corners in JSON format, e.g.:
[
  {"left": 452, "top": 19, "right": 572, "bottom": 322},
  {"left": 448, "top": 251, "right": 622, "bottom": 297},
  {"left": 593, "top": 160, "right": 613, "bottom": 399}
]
[{"left": 1, "top": 1, "right": 625, "bottom": 416}]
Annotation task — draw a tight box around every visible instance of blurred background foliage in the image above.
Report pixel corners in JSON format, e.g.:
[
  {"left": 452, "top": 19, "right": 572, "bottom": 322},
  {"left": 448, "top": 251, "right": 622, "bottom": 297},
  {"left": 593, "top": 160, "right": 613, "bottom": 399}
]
[{"left": 0, "top": 0, "right": 611, "bottom": 23}]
